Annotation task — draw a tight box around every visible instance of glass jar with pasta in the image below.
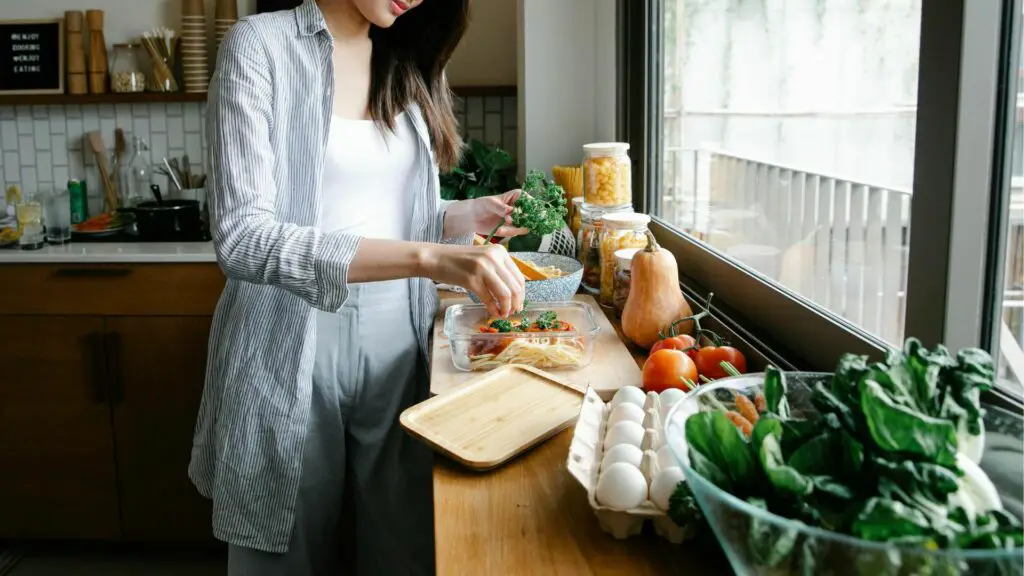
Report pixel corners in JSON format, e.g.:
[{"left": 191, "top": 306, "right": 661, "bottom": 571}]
[
  {"left": 613, "top": 248, "right": 640, "bottom": 316},
  {"left": 582, "top": 142, "right": 632, "bottom": 208},
  {"left": 598, "top": 212, "right": 650, "bottom": 306},
  {"left": 577, "top": 204, "right": 632, "bottom": 295}
]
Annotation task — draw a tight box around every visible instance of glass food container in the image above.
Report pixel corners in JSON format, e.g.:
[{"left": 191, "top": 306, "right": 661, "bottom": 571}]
[
  {"left": 598, "top": 212, "right": 650, "bottom": 306},
  {"left": 582, "top": 142, "right": 632, "bottom": 208},
  {"left": 577, "top": 204, "right": 632, "bottom": 295},
  {"left": 570, "top": 196, "right": 584, "bottom": 239},
  {"left": 612, "top": 247, "right": 640, "bottom": 316},
  {"left": 109, "top": 43, "right": 146, "bottom": 93},
  {"left": 443, "top": 301, "right": 602, "bottom": 372}
]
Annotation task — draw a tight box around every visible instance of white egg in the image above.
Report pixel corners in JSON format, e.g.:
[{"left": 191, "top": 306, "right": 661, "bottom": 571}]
[
  {"left": 595, "top": 462, "right": 649, "bottom": 510},
  {"left": 650, "top": 466, "right": 687, "bottom": 511},
  {"left": 609, "top": 386, "right": 646, "bottom": 410},
  {"left": 601, "top": 443, "right": 643, "bottom": 471},
  {"left": 656, "top": 444, "right": 681, "bottom": 471},
  {"left": 607, "top": 402, "right": 645, "bottom": 428},
  {"left": 603, "top": 421, "right": 645, "bottom": 450},
  {"left": 659, "top": 388, "right": 686, "bottom": 411}
]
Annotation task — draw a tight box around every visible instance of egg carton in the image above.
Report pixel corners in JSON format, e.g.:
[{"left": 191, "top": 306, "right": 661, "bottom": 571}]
[{"left": 565, "top": 386, "right": 698, "bottom": 544}]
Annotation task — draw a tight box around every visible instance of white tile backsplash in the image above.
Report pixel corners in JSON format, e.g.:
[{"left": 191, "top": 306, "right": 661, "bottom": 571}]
[{"left": 0, "top": 94, "right": 517, "bottom": 202}]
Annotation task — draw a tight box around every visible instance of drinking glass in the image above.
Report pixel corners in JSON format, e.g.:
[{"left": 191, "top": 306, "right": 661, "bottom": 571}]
[{"left": 43, "top": 190, "right": 72, "bottom": 245}]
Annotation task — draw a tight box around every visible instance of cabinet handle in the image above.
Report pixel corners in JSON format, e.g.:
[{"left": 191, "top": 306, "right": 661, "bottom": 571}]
[
  {"left": 88, "top": 331, "right": 109, "bottom": 403},
  {"left": 53, "top": 268, "right": 132, "bottom": 278},
  {"left": 105, "top": 331, "right": 124, "bottom": 403}
]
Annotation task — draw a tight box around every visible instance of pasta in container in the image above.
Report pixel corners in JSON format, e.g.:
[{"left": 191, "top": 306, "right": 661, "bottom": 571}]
[{"left": 444, "top": 301, "right": 602, "bottom": 372}]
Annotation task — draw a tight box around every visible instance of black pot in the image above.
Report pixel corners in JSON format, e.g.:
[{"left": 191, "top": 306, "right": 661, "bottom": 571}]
[{"left": 133, "top": 199, "right": 202, "bottom": 241}]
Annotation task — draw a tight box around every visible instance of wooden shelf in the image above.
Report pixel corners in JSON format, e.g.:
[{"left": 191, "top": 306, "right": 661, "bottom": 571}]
[
  {"left": 0, "top": 92, "right": 207, "bottom": 107},
  {"left": 0, "top": 86, "right": 515, "bottom": 107}
]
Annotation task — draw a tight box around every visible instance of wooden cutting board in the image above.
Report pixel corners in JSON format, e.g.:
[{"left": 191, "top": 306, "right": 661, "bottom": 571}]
[
  {"left": 431, "top": 294, "right": 642, "bottom": 400},
  {"left": 402, "top": 365, "right": 584, "bottom": 471}
]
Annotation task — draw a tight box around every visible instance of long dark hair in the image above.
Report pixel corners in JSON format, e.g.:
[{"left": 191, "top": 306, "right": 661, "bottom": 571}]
[{"left": 369, "top": 1, "right": 470, "bottom": 172}]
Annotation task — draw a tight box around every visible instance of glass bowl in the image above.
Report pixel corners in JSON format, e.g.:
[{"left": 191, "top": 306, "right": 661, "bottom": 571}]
[{"left": 664, "top": 372, "right": 1024, "bottom": 576}]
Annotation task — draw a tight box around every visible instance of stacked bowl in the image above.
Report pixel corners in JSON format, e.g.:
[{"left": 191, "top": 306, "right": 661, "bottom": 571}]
[
  {"left": 215, "top": 0, "right": 238, "bottom": 59},
  {"left": 180, "top": 0, "right": 209, "bottom": 93}
]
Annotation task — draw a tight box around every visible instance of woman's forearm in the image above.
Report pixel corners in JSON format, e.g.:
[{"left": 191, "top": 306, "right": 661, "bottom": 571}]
[{"left": 347, "top": 239, "right": 437, "bottom": 283}]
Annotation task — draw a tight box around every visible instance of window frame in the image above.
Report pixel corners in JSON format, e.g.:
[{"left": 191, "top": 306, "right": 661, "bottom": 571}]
[{"left": 620, "top": 0, "right": 1024, "bottom": 397}]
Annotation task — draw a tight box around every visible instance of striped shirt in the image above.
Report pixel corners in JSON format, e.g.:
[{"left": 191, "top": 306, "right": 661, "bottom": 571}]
[{"left": 188, "top": 0, "right": 469, "bottom": 553}]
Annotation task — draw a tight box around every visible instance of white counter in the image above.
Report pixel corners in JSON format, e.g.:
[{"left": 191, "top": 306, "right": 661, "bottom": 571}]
[{"left": 0, "top": 242, "right": 218, "bottom": 264}]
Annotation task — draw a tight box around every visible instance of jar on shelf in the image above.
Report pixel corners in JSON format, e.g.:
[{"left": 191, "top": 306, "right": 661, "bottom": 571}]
[
  {"left": 110, "top": 43, "right": 146, "bottom": 93},
  {"left": 582, "top": 142, "right": 632, "bottom": 207},
  {"left": 577, "top": 203, "right": 632, "bottom": 295},
  {"left": 598, "top": 212, "right": 650, "bottom": 306},
  {"left": 569, "top": 196, "right": 584, "bottom": 238},
  {"left": 613, "top": 248, "right": 640, "bottom": 316}
]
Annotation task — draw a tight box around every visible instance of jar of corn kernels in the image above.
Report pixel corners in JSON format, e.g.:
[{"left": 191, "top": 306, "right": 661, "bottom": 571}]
[
  {"left": 583, "top": 142, "right": 632, "bottom": 208},
  {"left": 598, "top": 212, "right": 650, "bottom": 306}
]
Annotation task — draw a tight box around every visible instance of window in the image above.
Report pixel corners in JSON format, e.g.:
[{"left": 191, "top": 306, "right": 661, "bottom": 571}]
[
  {"left": 624, "top": 0, "right": 1024, "bottom": 388},
  {"left": 991, "top": 9, "right": 1024, "bottom": 394}
]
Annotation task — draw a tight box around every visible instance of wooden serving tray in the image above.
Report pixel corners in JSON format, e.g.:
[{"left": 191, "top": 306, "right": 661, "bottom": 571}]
[{"left": 401, "top": 365, "right": 585, "bottom": 471}]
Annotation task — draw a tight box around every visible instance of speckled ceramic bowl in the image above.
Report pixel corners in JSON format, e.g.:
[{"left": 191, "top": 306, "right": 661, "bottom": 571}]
[{"left": 468, "top": 252, "right": 583, "bottom": 304}]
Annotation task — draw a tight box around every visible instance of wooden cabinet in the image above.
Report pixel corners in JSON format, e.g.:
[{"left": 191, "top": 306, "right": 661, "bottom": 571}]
[
  {"left": 0, "top": 263, "right": 225, "bottom": 543},
  {"left": 109, "top": 317, "right": 215, "bottom": 542},
  {"left": 0, "top": 316, "right": 121, "bottom": 540}
]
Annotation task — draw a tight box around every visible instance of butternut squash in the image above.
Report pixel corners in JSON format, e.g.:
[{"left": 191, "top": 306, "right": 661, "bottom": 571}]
[{"left": 621, "top": 230, "right": 693, "bottom": 349}]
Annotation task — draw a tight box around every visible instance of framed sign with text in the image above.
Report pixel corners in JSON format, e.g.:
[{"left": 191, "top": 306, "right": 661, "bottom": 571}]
[{"left": 0, "top": 18, "right": 64, "bottom": 95}]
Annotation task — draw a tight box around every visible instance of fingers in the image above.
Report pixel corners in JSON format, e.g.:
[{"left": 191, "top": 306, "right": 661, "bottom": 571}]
[
  {"left": 493, "top": 225, "right": 530, "bottom": 238},
  {"left": 494, "top": 253, "right": 526, "bottom": 314},
  {"left": 475, "top": 246, "right": 525, "bottom": 318}
]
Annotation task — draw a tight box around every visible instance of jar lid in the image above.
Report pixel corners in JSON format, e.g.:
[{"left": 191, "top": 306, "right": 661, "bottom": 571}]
[
  {"left": 572, "top": 197, "right": 584, "bottom": 206},
  {"left": 615, "top": 248, "right": 641, "bottom": 267},
  {"left": 582, "top": 203, "right": 633, "bottom": 219},
  {"left": 583, "top": 142, "right": 630, "bottom": 157},
  {"left": 601, "top": 212, "right": 651, "bottom": 228}
]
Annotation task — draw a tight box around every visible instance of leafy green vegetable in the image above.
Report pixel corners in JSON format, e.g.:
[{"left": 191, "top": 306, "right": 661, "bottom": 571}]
[
  {"left": 758, "top": 433, "right": 814, "bottom": 497},
  {"left": 763, "top": 366, "right": 791, "bottom": 418},
  {"left": 681, "top": 338, "right": 1014, "bottom": 571},
  {"left": 533, "top": 310, "right": 558, "bottom": 331},
  {"left": 485, "top": 169, "right": 568, "bottom": 242},
  {"left": 860, "top": 379, "right": 959, "bottom": 467},
  {"left": 488, "top": 318, "right": 515, "bottom": 332},
  {"left": 685, "top": 411, "right": 758, "bottom": 490},
  {"left": 440, "top": 139, "right": 517, "bottom": 201},
  {"left": 667, "top": 481, "right": 703, "bottom": 527}
]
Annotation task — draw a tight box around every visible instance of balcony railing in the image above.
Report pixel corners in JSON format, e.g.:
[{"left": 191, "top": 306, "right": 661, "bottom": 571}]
[{"left": 659, "top": 148, "right": 1023, "bottom": 386}]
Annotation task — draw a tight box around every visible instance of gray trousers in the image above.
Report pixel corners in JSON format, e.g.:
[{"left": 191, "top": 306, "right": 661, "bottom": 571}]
[{"left": 227, "top": 282, "right": 435, "bottom": 575}]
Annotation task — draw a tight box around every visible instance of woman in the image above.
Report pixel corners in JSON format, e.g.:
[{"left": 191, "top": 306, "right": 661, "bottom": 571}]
[{"left": 188, "top": 0, "right": 526, "bottom": 574}]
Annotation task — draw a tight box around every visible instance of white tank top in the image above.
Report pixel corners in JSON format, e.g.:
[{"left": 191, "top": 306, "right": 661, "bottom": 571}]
[{"left": 320, "top": 112, "right": 418, "bottom": 298}]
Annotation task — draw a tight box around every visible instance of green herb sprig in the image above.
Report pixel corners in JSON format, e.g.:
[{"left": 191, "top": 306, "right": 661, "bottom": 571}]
[{"left": 484, "top": 169, "right": 568, "bottom": 243}]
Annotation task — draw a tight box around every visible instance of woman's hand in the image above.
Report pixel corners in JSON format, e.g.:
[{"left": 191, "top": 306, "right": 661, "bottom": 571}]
[
  {"left": 422, "top": 243, "right": 525, "bottom": 318},
  {"left": 471, "top": 190, "right": 529, "bottom": 238}
]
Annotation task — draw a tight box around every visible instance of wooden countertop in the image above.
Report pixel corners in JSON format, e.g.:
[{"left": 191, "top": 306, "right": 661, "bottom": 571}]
[{"left": 431, "top": 294, "right": 731, "bottom": 575}]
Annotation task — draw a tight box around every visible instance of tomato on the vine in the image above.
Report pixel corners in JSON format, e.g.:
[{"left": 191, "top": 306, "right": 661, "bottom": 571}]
[
  {"left": 642, "top": 349, "right": 699, "bottom": 393},
  {"left": 693, "top": 345, "right": 747, "bottom": 380},
  {"left": 649, "top": 334, "right": 698, "bottom": 360}
]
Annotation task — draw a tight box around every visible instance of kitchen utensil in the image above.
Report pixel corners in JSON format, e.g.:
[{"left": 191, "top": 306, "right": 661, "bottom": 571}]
[
  {"left": 65, "top": 11, "right": 87, "bottom": 95},
  {"left": 113, "top": 128, "right": 126, "bottom": 191},
  {"left": 85, "top": 131, "right": 118, "bottom": 211},
  {"left": 150, "top": 184, "right": 164, "bottom": 205},
  {"left": 565, "top": 386, "right": 697, "bottom": 543},
  {"left": 431, "top": 294, "right": 641, "bottom": 399},
  {"left": 86, "top": 10, "right": 108, "bottom": 94},
  {"left": 400, "top": 365, "right": 584, "bottom": 471},
  {"left": 182, "top": 155, "right": 192, "bottom": 188},
  {"left": 162, "top": 158, "right": 184, "bottom": 190},
  {"left": 133, "top": 199, "right": 202, "bottom": 240},
  {"left": 466, "top": 253, "right": 583, "bottom": 303}
]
